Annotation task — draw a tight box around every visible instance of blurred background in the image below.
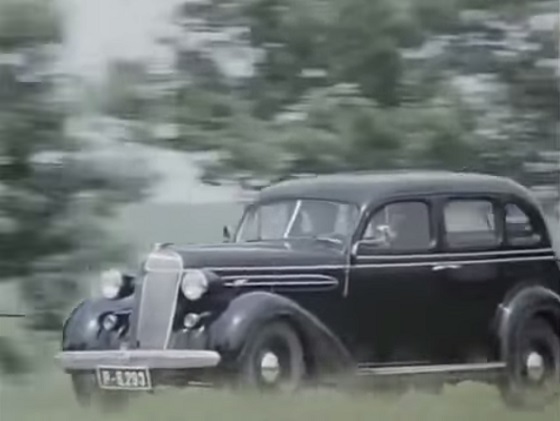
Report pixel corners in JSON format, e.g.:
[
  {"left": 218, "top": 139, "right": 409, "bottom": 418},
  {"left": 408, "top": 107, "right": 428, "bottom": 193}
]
[{"left": 0, "top": 0, "right": 558, "bottom": 417}]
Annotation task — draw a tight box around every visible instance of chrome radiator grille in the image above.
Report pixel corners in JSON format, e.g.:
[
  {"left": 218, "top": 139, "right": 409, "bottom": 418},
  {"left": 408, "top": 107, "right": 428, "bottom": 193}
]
[{"left": 130, "top": 248, "right": 183, "bottom": 349}]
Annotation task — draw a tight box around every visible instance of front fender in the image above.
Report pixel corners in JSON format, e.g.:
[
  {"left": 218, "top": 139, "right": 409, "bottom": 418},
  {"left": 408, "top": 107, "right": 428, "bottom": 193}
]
[
  {"left": 207, "top": 291, "right": 353, "bottom": 374},
  {"left": 494, "top": 285, "right": 560, "bottom": 362},
  {"left": 62, "top": 296, "right": 133, "bottom": 351}
]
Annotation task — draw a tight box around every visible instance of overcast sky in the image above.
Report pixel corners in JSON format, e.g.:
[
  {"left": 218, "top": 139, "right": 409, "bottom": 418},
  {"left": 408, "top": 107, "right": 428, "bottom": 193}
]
[
  {"left": 60, "top": 0, "right": 181, "bottom": 78},
  {"left": 59, "top": 0, "right": 240, "bottom": 204}
]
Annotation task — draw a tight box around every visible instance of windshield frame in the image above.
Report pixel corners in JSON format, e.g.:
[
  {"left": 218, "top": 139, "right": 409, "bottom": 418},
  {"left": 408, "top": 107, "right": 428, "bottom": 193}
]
[{"left": 233, "top": 198, "right": 362, "bottom": 244}]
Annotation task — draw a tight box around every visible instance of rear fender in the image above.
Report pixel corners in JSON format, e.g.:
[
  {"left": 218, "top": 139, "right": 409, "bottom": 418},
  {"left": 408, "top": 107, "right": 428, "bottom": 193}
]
[
  {"left": 207, "top": 291, "right": 353, "bottom": 374},
  {"left": 494, "top": 285, "right": 560, "bottom": 362}
]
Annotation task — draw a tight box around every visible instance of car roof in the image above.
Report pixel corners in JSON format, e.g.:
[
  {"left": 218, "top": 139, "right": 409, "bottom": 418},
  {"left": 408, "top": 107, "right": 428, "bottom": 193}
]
[{"left": 257, "top": 170, "right": 537, "bottom": 208}]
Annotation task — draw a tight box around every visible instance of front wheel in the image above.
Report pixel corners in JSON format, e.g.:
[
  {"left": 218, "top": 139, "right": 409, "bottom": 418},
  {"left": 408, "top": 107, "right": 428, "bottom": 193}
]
[
  {"left": 236, "top": 321, "right": 306, "bottom": 392},
  {"left": 500, "top": 317, "right": 560, "bottom": 410},
  {"left": 71, "top": 373, "right": 129, "bottom": 412}
]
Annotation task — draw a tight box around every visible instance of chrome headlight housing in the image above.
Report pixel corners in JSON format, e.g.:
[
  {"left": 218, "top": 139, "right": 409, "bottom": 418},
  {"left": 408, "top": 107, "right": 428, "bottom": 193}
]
[
  {"left": 180, "top": 269, "right": 209, "bottom": 301},
  {"left": 100, "top": 269, "right": 124, "bottom": 299}
]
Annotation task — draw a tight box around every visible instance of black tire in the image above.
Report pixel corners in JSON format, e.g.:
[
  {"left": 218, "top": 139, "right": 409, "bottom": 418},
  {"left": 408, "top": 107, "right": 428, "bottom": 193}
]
[
  {"left": 71, "top": 373, "right": 129, "bottom": 413},
  {"left": 500, "top": 317, "right": 560, "bottom": 410},
  {"left": 236, "top": 321, "right": 305, "bottom": 392}
]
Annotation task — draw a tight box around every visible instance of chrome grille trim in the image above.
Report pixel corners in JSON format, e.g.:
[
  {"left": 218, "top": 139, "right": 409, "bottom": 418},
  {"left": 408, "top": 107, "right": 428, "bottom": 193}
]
[{"left": 134, "top": 248, "right": 184, "bottom": 349}]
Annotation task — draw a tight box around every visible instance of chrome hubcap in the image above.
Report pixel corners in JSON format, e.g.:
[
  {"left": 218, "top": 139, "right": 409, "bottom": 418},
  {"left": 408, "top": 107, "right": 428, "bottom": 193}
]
[
  {"left": 526, "top": 351, "right": 545, "bottom": 382},
  {"left": 260, "top": 352, "right": 281, "bottom": 384}
]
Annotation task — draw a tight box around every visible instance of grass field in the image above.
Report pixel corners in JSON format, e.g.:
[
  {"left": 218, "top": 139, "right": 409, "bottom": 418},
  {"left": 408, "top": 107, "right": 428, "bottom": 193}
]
[
  {"left": 0, "top": 324, "right": 558, "bottom": 421},
  {"left": 1, "top": 368, "right": 559, "bottom": 421}
]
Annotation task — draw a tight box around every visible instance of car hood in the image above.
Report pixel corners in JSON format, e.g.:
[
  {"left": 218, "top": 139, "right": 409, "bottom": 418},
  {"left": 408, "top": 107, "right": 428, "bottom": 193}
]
[{"left": 170, "top": 239, "right": 345, "bottom": 271}]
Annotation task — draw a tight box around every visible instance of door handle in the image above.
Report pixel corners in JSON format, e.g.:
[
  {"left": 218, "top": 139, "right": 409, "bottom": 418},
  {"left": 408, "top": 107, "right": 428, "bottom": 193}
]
[{"left": 432, "top": 264, "right": 462, "bottom": 272}]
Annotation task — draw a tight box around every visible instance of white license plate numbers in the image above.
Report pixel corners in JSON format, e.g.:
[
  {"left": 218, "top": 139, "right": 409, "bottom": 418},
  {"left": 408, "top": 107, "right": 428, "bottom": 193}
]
[{"left": 96, "top": 366, "right": 152, "bottom": 390}]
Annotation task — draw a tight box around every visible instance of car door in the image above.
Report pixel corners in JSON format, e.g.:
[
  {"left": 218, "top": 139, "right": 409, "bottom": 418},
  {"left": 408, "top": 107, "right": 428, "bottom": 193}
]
[
  {"left": 434, "top": 195, "right": 504, "bottom": 359},
  {"left": 347, "top": 198, "right": 441, "bottom": 364}
]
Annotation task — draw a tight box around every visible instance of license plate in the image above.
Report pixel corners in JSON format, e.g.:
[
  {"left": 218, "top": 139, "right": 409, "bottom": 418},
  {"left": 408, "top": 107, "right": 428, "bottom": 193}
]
[{"left": 96, "top": 366, "right": 152, "bottom": 390}]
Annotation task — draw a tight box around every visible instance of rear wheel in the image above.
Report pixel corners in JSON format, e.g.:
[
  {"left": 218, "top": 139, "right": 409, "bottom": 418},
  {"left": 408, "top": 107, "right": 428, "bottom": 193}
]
[
  {"left": 71, "top": 373, "right": 129, "bottom": 412},
  {"left": 501, "top": 317, "right": 560, "bottom": 410},
  {"left": 237, "top": 321, "right": 306, "bottom": 392}
]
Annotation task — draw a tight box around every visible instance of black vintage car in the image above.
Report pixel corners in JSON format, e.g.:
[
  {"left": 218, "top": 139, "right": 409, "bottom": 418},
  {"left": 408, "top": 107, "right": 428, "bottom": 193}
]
[{"left": 56, "top": 171, "right": 560, "bottom": 410}]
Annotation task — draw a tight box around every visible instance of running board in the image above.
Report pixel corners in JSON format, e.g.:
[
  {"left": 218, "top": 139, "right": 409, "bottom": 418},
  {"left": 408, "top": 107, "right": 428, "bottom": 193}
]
[{"left": 356, "top": 362, "right": 506, "bottom": 377}]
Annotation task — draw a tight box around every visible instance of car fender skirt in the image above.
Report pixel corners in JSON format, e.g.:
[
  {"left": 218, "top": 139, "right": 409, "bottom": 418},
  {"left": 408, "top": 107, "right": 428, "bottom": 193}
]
[
  {"left": 207, "top": 291, "right": 353, "bottom": 374},
  {"left": 495, "top": 285, "right": 560, "bottom": 361}
]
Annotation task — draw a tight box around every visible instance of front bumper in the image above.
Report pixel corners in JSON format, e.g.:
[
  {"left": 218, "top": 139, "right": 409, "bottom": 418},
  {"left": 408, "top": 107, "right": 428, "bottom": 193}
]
[{"left": 56, "top": 349, "right": 221, "bottom": 371}]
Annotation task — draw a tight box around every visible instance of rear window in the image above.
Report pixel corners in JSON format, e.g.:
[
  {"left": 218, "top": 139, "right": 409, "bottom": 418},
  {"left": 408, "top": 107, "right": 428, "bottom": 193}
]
[
  {"left": 444, "top": 200, "right": 498, "bottom": 249},
  {"left": 505, "top": 203, "right": 542, "bottom": 246}
]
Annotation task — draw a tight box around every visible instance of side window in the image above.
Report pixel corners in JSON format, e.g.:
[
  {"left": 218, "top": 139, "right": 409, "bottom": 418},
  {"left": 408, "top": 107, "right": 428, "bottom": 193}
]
[
  {"left": 333, "top": 204, "right": 360, "bottom": 236},
  {"left": 363, "top": 201, "right": 431, "bottom": 251},
  {"left": 238, "top": 201, "right": 295, "bottom": 241},
  {"left": 505, "top": 203, "right": 542, "bottom": 246},
  {"left": 290, "top": 201, "right": 359, "bottom": 237},
  {"left": 444, "top": 200, "right": 498, "bottom": 249}
]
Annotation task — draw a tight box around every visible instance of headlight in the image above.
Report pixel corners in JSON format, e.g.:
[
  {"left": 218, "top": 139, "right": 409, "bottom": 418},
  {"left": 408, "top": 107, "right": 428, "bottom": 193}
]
[
  {"left": 101, "top": 313, "right": 118, "bottom": 331},
  {"left": 180, "top": 270, "right": 209, "bottom": 301},
  {"left": 100, "top": 269, "right": 123, "bottom": 299}
]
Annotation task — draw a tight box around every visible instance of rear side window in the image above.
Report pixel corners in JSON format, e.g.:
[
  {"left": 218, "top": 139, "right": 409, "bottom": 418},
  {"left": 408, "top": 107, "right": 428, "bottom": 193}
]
[
  {"left": 444, "top": 200, "right": 498, "bottom": 249},
  {"left": 505, "top": 203, "right": 542, "bottom": 246}
]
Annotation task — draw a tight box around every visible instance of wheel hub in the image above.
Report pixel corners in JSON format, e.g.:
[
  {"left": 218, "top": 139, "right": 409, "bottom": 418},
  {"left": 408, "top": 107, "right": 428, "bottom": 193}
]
[
  {"left": 260, "top": 351, "right": 281, "bottom": 384},
  {"left": 525, "top": 351, "right": 545, "bottom": 382}
]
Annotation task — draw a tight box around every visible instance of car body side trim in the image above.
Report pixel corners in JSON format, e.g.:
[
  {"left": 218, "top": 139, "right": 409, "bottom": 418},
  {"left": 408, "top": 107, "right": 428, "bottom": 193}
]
[
  {"left": 204, "top": 254, "right": 555, "bottom": 273},
  {"left": 222, "top": 273, "right": 339, "bottom": 288},
  {"left": 352, "top": 255, "right": 556, "bottom": 269},
  {"left": 225, "top": 280, "right": 339, "bottom": 288},
  {"left": 354, "top": 247, "right": 554, "bottom": 260}
]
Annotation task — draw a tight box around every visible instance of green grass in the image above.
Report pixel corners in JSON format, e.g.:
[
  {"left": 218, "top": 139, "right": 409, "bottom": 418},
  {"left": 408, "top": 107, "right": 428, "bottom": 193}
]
[{"left": 1, "top": 354, "right": 559, "bottom": 421}]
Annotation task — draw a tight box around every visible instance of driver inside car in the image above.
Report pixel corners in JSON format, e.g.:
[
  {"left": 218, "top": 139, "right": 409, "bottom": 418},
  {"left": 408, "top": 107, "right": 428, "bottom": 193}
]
[{"left": 290, "top": 201, "right": 339, "bottom": 238}]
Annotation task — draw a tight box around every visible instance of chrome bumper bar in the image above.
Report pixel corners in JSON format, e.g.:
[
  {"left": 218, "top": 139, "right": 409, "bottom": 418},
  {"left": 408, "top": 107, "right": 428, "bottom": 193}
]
[{"left": 56, "top": 349, "right": 221, "bottom": 371}]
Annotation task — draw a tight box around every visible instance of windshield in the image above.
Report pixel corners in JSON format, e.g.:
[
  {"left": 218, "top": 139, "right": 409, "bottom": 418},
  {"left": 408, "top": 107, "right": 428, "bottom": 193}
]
[{"left": 235, "top": 199, "right": 360, "bottom": 243}]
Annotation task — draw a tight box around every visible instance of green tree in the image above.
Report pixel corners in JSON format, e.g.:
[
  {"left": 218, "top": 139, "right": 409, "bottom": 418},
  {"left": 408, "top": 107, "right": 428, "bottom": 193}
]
[
  {"left": 0, "top": 0, "right": 150, "bottom": 357},
  {"left": 411, "top": 0, "right": 559, "bottom": 184},
  {"left": 120, "top": 0, "right": 557, "bottom": 193},
  {"left": 156, "top": 0, "right": 482, "bottom": 186}
]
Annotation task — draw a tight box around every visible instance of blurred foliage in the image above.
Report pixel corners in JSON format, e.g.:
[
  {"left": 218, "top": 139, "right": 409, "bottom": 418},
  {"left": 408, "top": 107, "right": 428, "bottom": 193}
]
[
  {"left": 0, "top": 0, "right": 60, "bottom": 48},
  {"left": 106, "top": 0, "right": 558, "bottom": 190},
  {"left": 0, "top": 335, "right": 29, "bottom": 374},
  {"left": 0, "top": 0, "right": 150, "bottom": 350}
]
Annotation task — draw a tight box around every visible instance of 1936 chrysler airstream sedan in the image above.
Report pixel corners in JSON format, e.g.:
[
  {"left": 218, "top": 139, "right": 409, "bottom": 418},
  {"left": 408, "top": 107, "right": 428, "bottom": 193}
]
[{"left": 56, "top": 171, "right": 560, "bottom": 410}]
